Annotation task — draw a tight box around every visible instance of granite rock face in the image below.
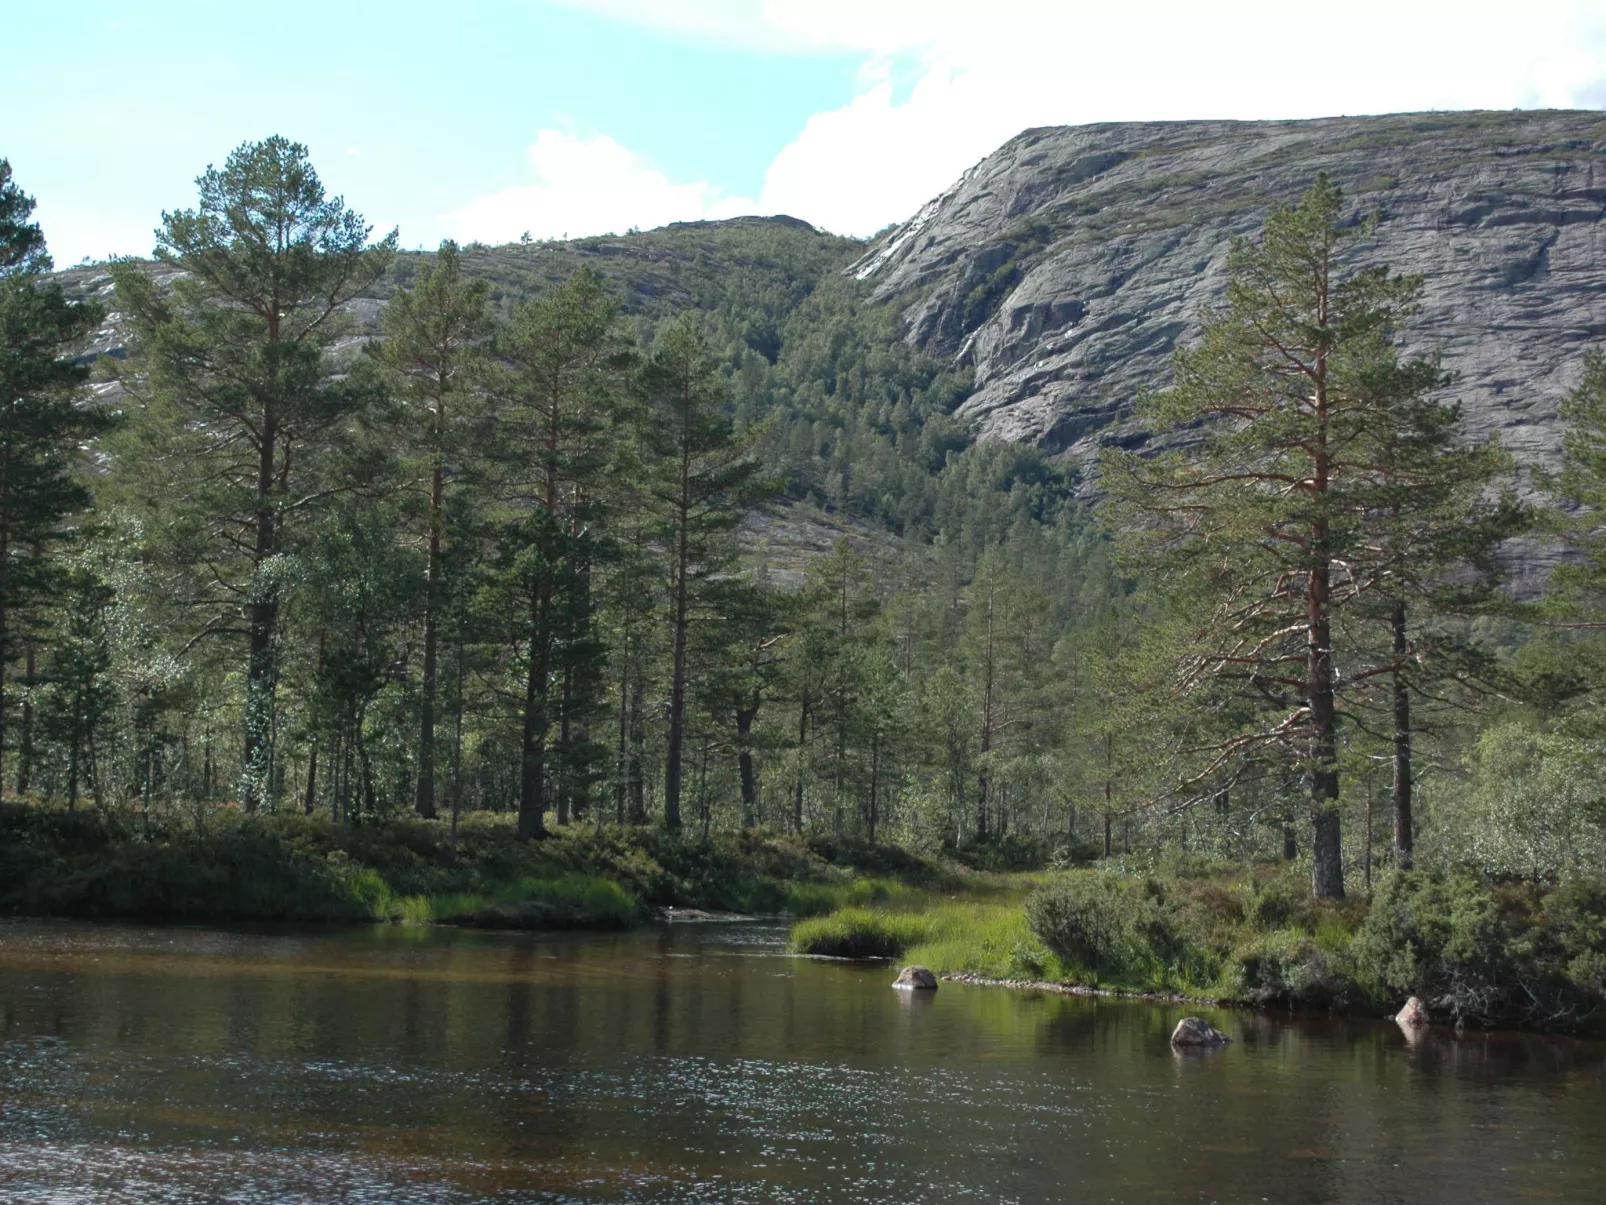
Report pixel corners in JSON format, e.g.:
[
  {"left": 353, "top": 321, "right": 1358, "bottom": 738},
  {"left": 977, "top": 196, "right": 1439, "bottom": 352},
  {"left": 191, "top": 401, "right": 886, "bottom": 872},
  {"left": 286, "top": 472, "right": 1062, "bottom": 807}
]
[{"left": 852, "top": 111, "right": 1606, "bottom": 478}]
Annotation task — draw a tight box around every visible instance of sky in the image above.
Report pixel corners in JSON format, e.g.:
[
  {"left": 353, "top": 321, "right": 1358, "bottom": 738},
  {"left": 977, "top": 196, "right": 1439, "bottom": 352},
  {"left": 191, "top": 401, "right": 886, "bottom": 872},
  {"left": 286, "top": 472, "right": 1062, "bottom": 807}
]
[{"left": 6, "top": 0, "right": 1606, "bottom": 265}]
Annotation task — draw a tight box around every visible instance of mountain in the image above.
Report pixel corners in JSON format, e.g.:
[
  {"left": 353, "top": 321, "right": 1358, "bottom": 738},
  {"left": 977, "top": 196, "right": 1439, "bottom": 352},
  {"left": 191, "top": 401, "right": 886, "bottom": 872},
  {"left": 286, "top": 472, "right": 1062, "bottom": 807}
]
[{"left": 850, "top": 110, "right": 1606, "bottom": 474}]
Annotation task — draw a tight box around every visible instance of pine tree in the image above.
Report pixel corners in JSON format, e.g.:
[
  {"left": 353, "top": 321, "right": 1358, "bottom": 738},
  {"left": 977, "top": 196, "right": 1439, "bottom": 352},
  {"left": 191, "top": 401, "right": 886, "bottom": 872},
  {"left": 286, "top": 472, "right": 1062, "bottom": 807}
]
[
  {"left": 1348, "top": 354, "right": 1523, "bottom": 869},
  {"left": 0, "top": 160, "right": 110, "bottom": 790},
  {"left": 112, "top": 137, "right": 395, "bottom": 810},
  {"left": 491, "top": 268, "right": 627, "bottom": 839},
  {"left": 368, "top": 241, "right": 490, "bottom": 819},
  {"left": 639, "top": 318, "right": 770, "bottom": 830},
  {"left": 38, "top": 569, "right": 115, "bottom": 811},
  {"left": 1104, "top": 175, "right": 1438, "bottom": 899}
]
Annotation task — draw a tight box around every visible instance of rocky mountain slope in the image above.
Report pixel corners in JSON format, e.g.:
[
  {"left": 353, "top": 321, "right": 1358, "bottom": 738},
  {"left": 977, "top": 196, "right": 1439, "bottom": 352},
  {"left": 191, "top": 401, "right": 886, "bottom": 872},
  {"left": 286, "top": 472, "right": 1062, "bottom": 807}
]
[{"left": 851, "top": 110, "right": 1606, "bottom": 473}]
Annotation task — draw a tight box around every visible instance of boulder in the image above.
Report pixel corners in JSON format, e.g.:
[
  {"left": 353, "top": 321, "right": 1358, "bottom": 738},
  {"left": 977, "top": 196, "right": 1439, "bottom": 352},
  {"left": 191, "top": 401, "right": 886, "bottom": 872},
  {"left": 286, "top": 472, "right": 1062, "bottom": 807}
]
[
  {"left": 893, "top": 965, "right": 938, "bottom": 991},
  {"left": 1396, "top": 996, "right": 1431, "bottom": 1029},
  {"left": 1170, "top": 1016, "right": 1232, "bottom": 1047}
]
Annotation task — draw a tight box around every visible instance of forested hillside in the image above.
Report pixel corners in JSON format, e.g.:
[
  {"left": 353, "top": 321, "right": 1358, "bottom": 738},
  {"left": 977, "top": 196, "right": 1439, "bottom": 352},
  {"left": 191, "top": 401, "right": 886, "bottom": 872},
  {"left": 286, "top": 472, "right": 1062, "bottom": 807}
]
[
  {"left": 7, "top": 125, "right": 1606, "bottom": 1013},
  {"left": 10, "top": 139, "right": 1100, "bottom": 859}
]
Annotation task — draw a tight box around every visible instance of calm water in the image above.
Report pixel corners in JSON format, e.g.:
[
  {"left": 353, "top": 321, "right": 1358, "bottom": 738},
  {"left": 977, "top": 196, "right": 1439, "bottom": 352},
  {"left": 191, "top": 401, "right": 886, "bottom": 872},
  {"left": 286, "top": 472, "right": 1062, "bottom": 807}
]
[{"left": 1, "top": 919, "right": 1603, "bottom": 1203}]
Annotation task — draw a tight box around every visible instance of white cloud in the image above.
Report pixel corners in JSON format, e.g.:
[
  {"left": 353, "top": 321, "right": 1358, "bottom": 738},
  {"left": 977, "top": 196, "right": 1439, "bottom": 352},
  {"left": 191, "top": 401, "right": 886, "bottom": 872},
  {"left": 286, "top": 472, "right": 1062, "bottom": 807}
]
[
  {"left": 440, "top": 128, "right": 758, "bottom": 244},
  {"left": 544, "top": 0, "right": 1606, "bottom": 237}
]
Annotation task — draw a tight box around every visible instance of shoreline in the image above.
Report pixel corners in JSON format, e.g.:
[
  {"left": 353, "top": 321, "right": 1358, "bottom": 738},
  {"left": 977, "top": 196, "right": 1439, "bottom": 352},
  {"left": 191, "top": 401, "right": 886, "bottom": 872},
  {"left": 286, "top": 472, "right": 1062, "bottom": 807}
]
[{"left": 938, "top": 970, "right": 1231, "bottom": 1008}]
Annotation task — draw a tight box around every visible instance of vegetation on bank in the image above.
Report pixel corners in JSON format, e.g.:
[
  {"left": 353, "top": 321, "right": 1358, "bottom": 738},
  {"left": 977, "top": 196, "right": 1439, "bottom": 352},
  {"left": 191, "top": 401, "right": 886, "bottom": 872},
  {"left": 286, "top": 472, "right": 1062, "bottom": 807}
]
[
  {"left": 792, "top": 863, "right": 1606, "bottom": 1036},
  {"left": 0, "top": 802, "right": 954, "bottom": 928}
]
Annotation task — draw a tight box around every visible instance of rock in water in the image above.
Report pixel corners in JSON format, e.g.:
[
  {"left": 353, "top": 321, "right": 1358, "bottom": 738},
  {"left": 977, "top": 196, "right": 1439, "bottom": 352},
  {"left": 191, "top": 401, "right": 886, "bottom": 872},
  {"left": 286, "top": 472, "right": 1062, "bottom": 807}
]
[
  {"left": 893, "top": 965, "right": 938, "bottom": 991},
  {"left": 1396, "top": 996, "right": 1431, "bottom": 1029},
  {"left": 1170, "top": 1017, "right": 1231, "bottom": 1047}
]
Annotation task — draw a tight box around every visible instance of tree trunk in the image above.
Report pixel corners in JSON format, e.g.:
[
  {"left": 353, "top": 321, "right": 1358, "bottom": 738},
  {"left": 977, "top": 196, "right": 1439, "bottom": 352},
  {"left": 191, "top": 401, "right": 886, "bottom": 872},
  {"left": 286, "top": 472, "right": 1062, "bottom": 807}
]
[
  {"left": 736, "top": 696, "right": 759, "bottom": 828},
  {"left": 792, "top": 695, "right": 809, "bottom": 833},
  {"left": 450, "top": 616, "right": 466, "bottom": 860},
  {"left": 627, "top": 661, "right": 647, "bottom": 825},
  {"left": 1391, "top": 597, "right": 1414, "bottom": 871},
  {"left": 518, "top": 580, "right": 551, "bottom": 841},
  {"left": 1307, "top": 538, "right": 1344, "bottom": 898},
  {"left": 242, "top": 412, "right": 280, "bottom": 812},
  {"left": 866, "top": 731, "right": 879, "bottom": 845},
  {"left": 16, "top": 641, "right": 34, "bottom": 794},
  {"left": 976, "top": 587, "right": 995, "bottom": 843},
  {"left": 302, "top": 745, "right": 318, "bottom": 815},
  {"left": 67, "top": 732, "right": 79, "bottom": 813},
  {"left": 615, "top": 648, "right": 630, "bottom": 825},
  {"left": 0, "top": 524, "right": 9, "bottom": 793},
  {"left": 663, "top": 492, "right": 690, "bottom": 830},
  {"left": 557, "top": 662, "right": 573, "bottom": 826},
  {"left": 416, "top": 457, "right": 444, "bottom": 819}
]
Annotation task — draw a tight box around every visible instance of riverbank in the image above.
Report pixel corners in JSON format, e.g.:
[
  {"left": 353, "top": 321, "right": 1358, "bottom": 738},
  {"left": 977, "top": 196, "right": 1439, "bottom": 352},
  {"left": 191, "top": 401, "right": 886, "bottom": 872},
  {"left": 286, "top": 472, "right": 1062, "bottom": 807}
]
[
  {"left": 0, "top": 802, "right": 956, "bottom": 929},
  {"left": 790, "top": 863, "right": 1606, "bottom": 1037}
]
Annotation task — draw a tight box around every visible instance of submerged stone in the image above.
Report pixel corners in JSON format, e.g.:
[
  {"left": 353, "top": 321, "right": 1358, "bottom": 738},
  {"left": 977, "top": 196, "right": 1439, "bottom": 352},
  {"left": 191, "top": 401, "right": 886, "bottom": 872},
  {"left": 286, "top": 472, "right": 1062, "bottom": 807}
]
[
  {"left": 1170, "top": 1017, "right": 1231, "bottom": 1047},
  {"left": 893, "top": 965, "right": 938, "bottom": 991},
  {"left": 1396, "top": 996, "right": 1431, "bottom": 1029}
]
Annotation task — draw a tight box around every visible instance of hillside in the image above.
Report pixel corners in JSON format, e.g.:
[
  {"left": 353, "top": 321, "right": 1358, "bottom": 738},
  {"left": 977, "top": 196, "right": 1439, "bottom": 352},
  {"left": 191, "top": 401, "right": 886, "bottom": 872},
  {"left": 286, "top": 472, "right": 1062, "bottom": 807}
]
[{"left": 852, "top": 109, "right": 1606, "bottom": 476}]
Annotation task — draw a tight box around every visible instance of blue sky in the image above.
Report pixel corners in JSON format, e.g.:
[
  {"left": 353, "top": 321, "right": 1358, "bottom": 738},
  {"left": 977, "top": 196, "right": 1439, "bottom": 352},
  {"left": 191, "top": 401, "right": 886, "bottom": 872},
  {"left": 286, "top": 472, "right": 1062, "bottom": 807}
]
[{"left": 7, "top": 1, "right": 1606, "bottom": 265}]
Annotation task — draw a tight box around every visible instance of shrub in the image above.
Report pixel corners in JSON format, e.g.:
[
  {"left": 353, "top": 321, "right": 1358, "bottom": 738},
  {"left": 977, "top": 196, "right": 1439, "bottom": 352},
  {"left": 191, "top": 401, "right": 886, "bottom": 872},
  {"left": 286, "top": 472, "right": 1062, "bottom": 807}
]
[
  {"left": 1231, "top": 930, "right": 1349, "bottom": 1008},
  {"left": 1352, "top": 871, "right": 1525, "bottom": 1026},
  {"left": 1024, "top": 872, "right": 1177, "bottom": 976}
]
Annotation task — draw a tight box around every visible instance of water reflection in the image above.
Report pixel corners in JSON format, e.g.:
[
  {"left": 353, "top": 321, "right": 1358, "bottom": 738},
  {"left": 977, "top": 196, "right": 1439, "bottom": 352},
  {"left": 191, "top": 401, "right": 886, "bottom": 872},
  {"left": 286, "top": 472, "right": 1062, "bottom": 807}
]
[{"left": 0, "top": 918, "right": 1602, "bottom": 1203}]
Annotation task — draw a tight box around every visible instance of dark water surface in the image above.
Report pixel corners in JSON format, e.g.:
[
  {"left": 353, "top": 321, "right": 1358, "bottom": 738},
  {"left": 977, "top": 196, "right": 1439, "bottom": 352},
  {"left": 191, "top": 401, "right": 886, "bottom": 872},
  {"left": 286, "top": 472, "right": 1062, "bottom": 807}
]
[{"left": 1, "top": 919, "right": 1603, "bottom": 1203}]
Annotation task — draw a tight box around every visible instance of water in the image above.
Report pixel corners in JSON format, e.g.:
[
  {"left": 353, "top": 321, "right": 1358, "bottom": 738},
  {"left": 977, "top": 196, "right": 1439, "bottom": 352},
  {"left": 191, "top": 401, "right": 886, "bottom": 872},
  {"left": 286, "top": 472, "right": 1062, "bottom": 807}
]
[{"left": 1, "top": 919, "right": 1602, "bottom": 1203}]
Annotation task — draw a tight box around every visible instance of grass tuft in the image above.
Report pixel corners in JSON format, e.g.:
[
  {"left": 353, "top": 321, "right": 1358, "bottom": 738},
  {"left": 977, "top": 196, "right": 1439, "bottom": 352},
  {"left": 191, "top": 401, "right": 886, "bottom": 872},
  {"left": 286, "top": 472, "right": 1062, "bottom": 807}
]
[{"left": 791, "top": 907, "right": 936, "bottom": 958}]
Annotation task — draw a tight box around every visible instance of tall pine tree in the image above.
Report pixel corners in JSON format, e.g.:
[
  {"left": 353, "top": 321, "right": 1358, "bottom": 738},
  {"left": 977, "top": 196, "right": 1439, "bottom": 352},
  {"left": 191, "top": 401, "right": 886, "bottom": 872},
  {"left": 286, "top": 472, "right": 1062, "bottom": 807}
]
[
  {"left": 113, "top": 137, "right": 394, "bottom": 809},
  {"left": 0, "top": 160, "right": 110, "bottom": 791}
]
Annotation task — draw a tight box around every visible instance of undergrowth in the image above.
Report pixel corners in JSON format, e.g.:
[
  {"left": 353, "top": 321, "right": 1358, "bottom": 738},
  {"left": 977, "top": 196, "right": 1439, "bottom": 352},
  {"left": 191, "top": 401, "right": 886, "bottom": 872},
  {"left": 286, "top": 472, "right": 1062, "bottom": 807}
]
[
  {"left": 0, "top": 802, "right": 954, "bottom": 930},
  {"left": 788, "top": 862, "right": 1606, "bottom": 1034}
]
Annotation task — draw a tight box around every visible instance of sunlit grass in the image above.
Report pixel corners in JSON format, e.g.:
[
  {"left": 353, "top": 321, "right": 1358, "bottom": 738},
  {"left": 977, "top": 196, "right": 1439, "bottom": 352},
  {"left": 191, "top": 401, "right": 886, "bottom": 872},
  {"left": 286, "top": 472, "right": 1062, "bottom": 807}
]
[
  {"left": 393, "top": 874, "right": 640, "bottom": 929},
  {"left": 791, "top": 907, "right": 937, "bottom": 957}
]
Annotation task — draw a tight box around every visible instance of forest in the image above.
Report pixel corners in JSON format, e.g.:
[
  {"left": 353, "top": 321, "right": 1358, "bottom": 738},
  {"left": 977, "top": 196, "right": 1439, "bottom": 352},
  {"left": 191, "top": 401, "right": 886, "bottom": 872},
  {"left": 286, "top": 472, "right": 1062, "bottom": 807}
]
[{"left": 5, "top": 138, "right": 1606, "bottom": 1028}]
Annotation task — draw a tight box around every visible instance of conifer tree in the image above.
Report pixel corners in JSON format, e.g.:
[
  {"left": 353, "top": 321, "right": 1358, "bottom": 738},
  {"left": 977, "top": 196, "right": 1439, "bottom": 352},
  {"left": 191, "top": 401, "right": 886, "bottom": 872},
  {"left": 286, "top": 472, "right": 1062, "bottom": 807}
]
[
  {"left": 640, "top": 318, "right": 770, "bottom": 830},
  {"left": 113, "top": 137, "right": 395, "bottom": 809},
  {"left": 0, "top": 160, "right": 109, "bottom": 790},
  {"left": 1105, "top": 175, "right": 1438, "bottom": 898},
  {"left": 368, "top": 241, "right": 490, "bottom": 818},
  {"left": 492, "top": 268, "right": 626, "bottom": 839},
  {"left": 38, "top": 569, "right": 115, "bottom": 811},
  {"left": 1349, "top": 355, "right": 1522, "bottom": 869}
]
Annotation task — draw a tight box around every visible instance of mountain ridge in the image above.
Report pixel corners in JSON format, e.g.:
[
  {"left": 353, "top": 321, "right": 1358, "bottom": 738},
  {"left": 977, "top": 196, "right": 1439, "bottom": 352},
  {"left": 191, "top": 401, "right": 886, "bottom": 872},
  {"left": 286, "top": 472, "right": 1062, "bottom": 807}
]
[{"left": 851, "top": 109, "right": 1606, "bottom": 477}]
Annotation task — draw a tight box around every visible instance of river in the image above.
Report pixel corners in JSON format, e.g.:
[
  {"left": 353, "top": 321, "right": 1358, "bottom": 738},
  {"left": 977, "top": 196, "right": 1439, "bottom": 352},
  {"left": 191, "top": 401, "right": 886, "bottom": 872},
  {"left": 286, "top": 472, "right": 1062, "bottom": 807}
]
[{"left": 1, "top": 918, "right": 1602, "bottom": 1202}]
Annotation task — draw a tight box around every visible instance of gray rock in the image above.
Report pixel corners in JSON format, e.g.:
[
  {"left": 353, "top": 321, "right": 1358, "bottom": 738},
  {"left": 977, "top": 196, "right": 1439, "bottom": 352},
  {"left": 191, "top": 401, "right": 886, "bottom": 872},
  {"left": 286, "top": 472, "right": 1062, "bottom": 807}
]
[
  {"left": 852, "top": 111, "right": 1606, "bottom": 593},
  {"left": 1170, "top": 1016, "right": 1232, "bottom": 1046},
  {"left": 1396, "top": 996, "right": 1431, "bottom": 1028},
  {"left": 893, "top": 964, "right": 938, "bottom": 990}
]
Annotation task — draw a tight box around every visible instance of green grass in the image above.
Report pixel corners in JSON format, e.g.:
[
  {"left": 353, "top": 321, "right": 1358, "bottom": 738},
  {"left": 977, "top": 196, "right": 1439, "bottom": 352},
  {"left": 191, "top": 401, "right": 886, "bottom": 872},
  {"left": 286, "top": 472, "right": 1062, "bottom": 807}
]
[
  {"left": 791, "top": 907, "right": 938, "bottom": 958},
  {"left": 394, "top": 874, "right": 641, "bottom": 929}
]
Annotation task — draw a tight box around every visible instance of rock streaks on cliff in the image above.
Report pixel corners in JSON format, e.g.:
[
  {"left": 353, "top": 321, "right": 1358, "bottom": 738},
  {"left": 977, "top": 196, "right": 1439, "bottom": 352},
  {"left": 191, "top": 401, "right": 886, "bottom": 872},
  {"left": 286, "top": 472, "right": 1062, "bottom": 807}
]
[{"left": 852, "top": 111, "right": 1606, "bottom": 475}]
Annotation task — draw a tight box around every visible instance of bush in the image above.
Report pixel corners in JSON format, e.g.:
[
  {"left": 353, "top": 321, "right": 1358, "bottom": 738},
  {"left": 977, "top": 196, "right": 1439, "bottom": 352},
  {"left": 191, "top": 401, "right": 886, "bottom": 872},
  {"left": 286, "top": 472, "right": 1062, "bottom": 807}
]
[
  {"left": 1352, "top": 871, "right": 1530, "bottom": 1027},
  {"left": 1024, "top": 872, "right": 1177, "bottom": 976},
  {"left": 1231, "top": 930, "right": 1349, "bottom": 1008},
  {"left": 791, "top": 908, "right": 934, "bottom": 958}
]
